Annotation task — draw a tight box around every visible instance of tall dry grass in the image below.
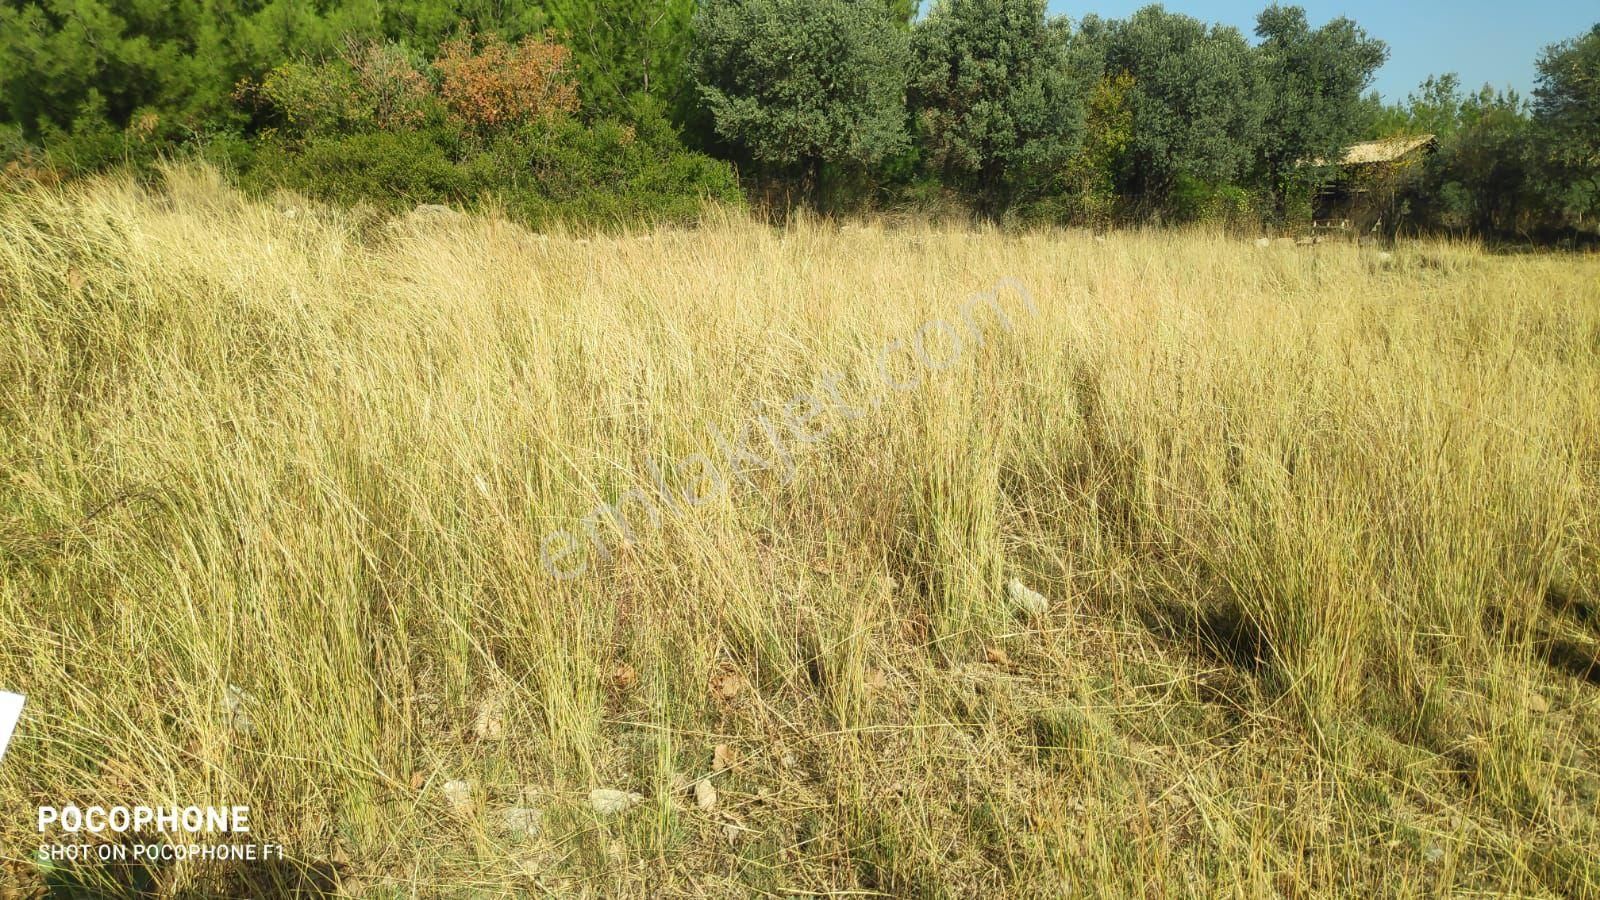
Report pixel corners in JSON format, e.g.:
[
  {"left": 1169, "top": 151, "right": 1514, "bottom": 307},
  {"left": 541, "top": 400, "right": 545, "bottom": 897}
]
[{"left": 1, "top": 165, "right": 1598, "bottom": 896}]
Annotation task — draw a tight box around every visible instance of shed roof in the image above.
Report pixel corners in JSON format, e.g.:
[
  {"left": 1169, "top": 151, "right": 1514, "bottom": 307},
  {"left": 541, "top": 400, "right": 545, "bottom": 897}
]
[{"left": 1322, "top": 134, "right": 1437, "bottom": 167}]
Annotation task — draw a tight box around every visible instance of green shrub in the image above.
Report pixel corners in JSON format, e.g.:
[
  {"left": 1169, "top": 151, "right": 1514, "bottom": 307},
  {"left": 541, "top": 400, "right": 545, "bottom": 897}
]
[
  {"left": 1170, "top": 176, "right": 1266, "bottom": 230},
  {"left": 244, "top": 128, "right": 470, "bottom": 209},
  {"left": 1010, "top": 190, "right": 1120, "bottom": 229},
  {"left": 473, "top": 98, "right": 741, "bottom": 228},
  {"left": 237, "top": 96, "right": 739, "bottom": 230},
  {"left": 192, "top": 130, "right": 260, "bottom": 179},
  {"left": 246, "top": 41, "right": 439, "bottom": 138},
  {"left": 30, "top": 93, "right": 169, "bottom": 177}
]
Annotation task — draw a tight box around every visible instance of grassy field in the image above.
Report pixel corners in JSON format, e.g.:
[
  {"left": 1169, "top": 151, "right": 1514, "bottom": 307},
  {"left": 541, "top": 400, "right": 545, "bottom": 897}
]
[{"left": 1, "top": 166, "right": 1598, "bottom": 897}]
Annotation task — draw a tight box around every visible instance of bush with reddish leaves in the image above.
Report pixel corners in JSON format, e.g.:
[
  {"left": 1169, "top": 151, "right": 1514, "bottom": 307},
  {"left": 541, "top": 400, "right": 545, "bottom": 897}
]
[
  {"left": 227, "top": 29, "right": 737, "bottom": 229},
  {"left": 433, "top": 32, "right": 580, "bottom": 133}
]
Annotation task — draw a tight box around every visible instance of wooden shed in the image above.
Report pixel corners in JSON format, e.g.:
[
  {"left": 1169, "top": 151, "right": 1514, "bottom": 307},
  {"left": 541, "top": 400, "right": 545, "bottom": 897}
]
[{"left": 1312, "top": 134, "right": 1438, "bottom": 236}]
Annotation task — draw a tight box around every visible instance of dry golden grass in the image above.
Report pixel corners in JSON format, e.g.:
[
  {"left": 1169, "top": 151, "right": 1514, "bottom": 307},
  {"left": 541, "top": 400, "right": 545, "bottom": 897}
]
[{"left": 1, "top": 166, "right": 1598, "bottom": 897}]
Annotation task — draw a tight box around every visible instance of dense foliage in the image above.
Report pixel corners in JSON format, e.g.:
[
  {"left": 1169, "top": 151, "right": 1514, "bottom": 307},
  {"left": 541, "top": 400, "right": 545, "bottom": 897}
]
[
  {"left": 691, "top": 0, "right": 911, "bottom": 196},
  {"left": 235, "top": 34, "right": 738, "bottom": 228},
  {"left": 1363, "top": 24, "right": 1600, "bottom": 243},
  {"left": 0, "top": 0, "right": 1595, "bottom": 239},
  {"left": 1252, "top": 5, "right": 1387, "bottom": 215},
  {"left": 1534, "top": 25, "right": 1600, "bottom": 227},
  {"left": 544, "top": 0, "right": 696, "bottom": 116},
  {"left": 1083, "top": 8, "right": 1263, "bottom": 213},
  {"left": 910, "top": 0, "right": 1089, "bottom": 213}
]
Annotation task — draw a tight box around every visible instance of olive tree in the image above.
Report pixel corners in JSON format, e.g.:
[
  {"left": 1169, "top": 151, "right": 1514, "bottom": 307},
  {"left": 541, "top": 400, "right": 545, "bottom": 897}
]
[
  {"left": 909, "top": 0, "right": 1091, "bottom": 215},
  {"left": 1533, "top": 24, "right": 1600, "bottom": 226},
  {"left": 1253, "top": 4, "right": 1387, "bottom": 216},
  {"left": 1082, "top": 7, "right": 1263, "bottom": 213},
  {"left": 691, "top": 0, "right": 910, "bottom": 204}
]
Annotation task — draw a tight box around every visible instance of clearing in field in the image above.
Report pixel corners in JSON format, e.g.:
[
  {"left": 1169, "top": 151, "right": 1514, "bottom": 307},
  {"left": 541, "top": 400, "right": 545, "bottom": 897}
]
[{"left": 1, "top": 168, "right": 1598, "bottom": 896}]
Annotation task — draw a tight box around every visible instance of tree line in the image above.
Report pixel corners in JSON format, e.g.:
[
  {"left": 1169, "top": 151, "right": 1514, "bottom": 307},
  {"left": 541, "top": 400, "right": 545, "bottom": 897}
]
[{"left": 1, "top": 0, "right": 1595, "bottom": 240}]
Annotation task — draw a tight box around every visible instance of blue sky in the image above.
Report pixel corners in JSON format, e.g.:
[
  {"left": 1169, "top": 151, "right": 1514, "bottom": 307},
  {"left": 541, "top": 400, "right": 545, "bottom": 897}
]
[{"left": 1046, "top": 1, "right": 1598, "bottom": 102}]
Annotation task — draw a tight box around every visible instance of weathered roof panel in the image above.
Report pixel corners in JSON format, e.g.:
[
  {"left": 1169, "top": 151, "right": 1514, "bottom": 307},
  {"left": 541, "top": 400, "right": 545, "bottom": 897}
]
[{"left": 1311, "top": 134, "right": 1437, "bottom": 167}]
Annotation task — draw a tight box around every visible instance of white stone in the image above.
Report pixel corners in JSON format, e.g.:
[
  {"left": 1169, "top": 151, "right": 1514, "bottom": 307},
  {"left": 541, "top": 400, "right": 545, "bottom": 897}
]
[
  {"left": 442, "top": 779, "right": 474, "bottom": 817},
  {"left": 1007, "top": 578, "right": 1050, "bottom": 617},
  {"left": 589, "top": 788, "right": 643, "bottom": 815},
  {"left": 497, "top": 806, "right": 542, "bottom": 838},
  {"left": 694, "top": 778, "right": 717, "bottom": 812}
]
